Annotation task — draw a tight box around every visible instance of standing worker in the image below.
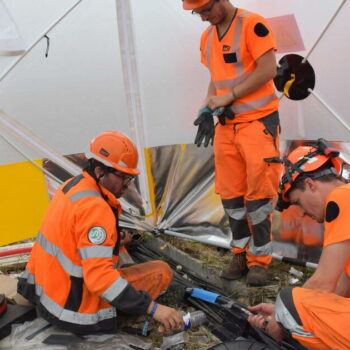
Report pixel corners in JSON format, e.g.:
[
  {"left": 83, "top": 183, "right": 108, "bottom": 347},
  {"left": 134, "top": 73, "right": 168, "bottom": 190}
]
[
  {"left": 182, "top": 0, "right": 281, "bottom": 285},
  {"left": 248, "top": 139, "right": 350, "bottom": 349},
  {"left": 18, "top": 131, "right": 183, "bottom": 334}
]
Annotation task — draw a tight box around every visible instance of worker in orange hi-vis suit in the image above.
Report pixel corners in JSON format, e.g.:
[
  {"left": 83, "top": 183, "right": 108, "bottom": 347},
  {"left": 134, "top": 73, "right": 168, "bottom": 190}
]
[
  {"left": 248, "top": 139, "right": 350, "bottom": 349},
  {"left": 18, "top": 131, "right": 183, "bottom": 335},
  {"left": 277, "top": 206, "right": 323, "bottom": 261},
  {"left": 182, "top": 0, "right": 281, "bottom": 286}
]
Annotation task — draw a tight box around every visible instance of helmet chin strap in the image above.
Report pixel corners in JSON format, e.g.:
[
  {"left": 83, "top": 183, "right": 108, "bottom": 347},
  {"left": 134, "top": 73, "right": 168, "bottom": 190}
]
[
  {"left": 94, "top": 172, "right": 109, "bottom": 201},
  {"left": 96, "top": 172, "right": 104, "bottom": 183}
]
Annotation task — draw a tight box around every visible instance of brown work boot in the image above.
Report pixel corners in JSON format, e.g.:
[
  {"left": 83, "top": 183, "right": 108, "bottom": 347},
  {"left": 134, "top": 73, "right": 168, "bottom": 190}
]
[
  {"left": 220, "top": 252, "right": 248, "bottom": 280},
  {"left": 246, "top": 265, "right": 269, "bottom": 286}
]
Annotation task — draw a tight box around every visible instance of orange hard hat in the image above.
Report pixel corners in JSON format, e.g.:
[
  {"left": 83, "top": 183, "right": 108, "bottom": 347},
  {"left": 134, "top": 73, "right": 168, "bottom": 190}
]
[
  {"left": 279, "top": 143, "right": 342, "bottom": 202},
  {"left": 86, "top": 131, "right": 140, "bottom": 175},
  {"left": 182, "top": 0, "right": 211, "bottom": 10}
]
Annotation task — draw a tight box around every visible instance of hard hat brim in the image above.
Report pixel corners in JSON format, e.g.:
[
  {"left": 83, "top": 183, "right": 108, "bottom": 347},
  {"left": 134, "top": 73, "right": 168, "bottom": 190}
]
[
  {"left": 85, "top": 151, "right": 140, "bottom": 175},
  {"left": 182, "top": 0, "right": 211, "bottom": 10}
]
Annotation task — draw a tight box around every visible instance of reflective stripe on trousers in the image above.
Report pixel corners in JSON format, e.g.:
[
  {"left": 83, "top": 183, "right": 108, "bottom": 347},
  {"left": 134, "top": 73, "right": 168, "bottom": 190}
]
[
  {"left": 247, "top": 199, "right": 273, "bottom": 256},
  {"left": 223, "top": 197, "right": 273, "bottom": 256},
  {"left": 222, "top": 196, "right": 250, "bottom": 249}
]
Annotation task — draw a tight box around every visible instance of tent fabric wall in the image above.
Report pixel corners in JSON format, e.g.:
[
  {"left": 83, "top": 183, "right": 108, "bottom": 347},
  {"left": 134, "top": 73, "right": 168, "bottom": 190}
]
[
  {"left": 0, "top": 0, "right": 25, "bottom": 56},
  {"left": 1, "top": 0, "right": 350, "bottom": 259},
  {"left": 0, "top": 0, "right": 130, "bottom": 164},
  {"left": 129, "top": 0, "right": 350, "bottom": 145}
]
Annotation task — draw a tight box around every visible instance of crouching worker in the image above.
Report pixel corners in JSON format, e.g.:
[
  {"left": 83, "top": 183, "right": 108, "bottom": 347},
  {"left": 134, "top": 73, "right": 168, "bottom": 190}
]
[
  {"left": 248, "top": 287, "right": 350, "bottom": 350},
  {"left": 18, "top": 131, "right": 183, "bottom": 334},
  {"left": 248, "top": 139, "right": 350, "bottom": 349}
]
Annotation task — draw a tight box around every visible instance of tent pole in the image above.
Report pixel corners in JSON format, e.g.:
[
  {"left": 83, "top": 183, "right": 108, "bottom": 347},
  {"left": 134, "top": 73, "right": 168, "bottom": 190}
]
[
  {"left": 162, "top": 229, "right": 231, "bottom": 249},
  {"left": 163, "top": 230, "right": 319, "bottom": 269},
  {"left": 0, "top": 111, "right": 142, "bottom": 219},
  {"left": 272, "top": 253, "right": 318, "bottom": 269},
  {"left": 302, "top": 0, "right": 347, "bottom": 64},
  {"left": 308, "top": 89, "right": 350, "bottom": 134},
  {"left": 0, "top": 130, "right": 63, "bottom": 184},
  {"left": 115, "top": 0, "right": 152, "bottom": 215},
  {"left": 0, "top": 0, "right": 83, "bottom": 83},
  {"left": 0, "top": 111, "right": 81, "bottom": 176}
]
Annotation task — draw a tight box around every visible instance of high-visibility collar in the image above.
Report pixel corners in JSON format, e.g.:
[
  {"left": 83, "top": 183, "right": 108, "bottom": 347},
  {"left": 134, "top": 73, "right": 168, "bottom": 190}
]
[{"left": 82, "top": 171, "right": 121, "bottom": 214}]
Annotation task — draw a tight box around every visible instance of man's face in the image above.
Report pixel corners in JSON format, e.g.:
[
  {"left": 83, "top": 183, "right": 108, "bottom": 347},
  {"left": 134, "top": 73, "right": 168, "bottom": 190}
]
[
  {"left": 288, "top": 180, "right": 325, "bottom": 223},
  {"left": 192, "top": 0, "right": 225, "bottom": 25},
  {"left": 98, "top": 169, "right": 134, "bottom": 198}
]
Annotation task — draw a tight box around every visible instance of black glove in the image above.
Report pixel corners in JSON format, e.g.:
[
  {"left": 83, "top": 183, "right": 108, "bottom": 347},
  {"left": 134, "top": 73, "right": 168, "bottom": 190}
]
[
  {"left": 193, "top": 107, "right": 215, "bottom": 147},
  {"left": 213, "top": 106, "right": 235, "bottom": 125}
]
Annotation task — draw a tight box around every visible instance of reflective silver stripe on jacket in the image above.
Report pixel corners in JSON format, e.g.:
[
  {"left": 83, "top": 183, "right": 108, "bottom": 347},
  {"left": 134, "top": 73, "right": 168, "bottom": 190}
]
[
  {"left": 232, "top": 236, "right": 250, "bottom": 249},
  {"left": 210, "top": 11, "right": 250, "bottom": 91},
  {"left": 21, "top": 270, "right": 116, "bottom": 324},
  {"left": 79, "top": 246, "right": 113, "bottom": 260},
  {"left": 21, "top": 269, "right": 34, "bottom": 284},
  {"left": 275, "top": 294, "right": 316, "bottom": 339},
  {"left": 205, "top": 9, "right": 277, "bottom": 115},
  {"left": 231, "top": 93, "right": 277, "bottom": 114},
  {"left": 214, "top": 72, "right": 252, "bottom": 91},
  {"left": 248, "top": 238, "right": 272, "bottom": 256},
  {"left": 101, "top": 277, "right": 129, "bottom": 303},
  {"left": 247, "top": 201, "right": 273, "bottom": 225},
  {"left": 205, "top": 26, "right": 214, "bottom": 67},
  {"left": 231, "top": 11, "right": 250, "bottom": 76},
  {"left": 36, "top": 232, "right": 83, "bottom": 278},
  {"left": 68, "top": 190, "right": 102, "bottom": 202},
  {"left": 38, "top": 283, "right": 116, "bottom": 325},
  {"left": 225, "top": 207, "right": 247, "bottom": 221}
]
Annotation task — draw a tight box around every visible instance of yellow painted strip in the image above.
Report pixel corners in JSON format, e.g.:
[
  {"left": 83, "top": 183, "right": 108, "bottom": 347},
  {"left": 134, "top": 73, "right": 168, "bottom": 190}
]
[
  {"left": 143, "top": 148, "right": 156, "bottom": 219},
  {"left": 144, "top": 144, "right": 188, "bottom": 220},
  {"left": 0, "top": 159, "right": 50, "bottom": 246}
]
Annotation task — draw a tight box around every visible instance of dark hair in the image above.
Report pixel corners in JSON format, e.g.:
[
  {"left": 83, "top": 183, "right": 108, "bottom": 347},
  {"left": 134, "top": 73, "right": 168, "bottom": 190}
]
[
  {"left": 83, "top": 158, "right": 114, "bottom": 180},
  {"left": 288, "top": 160, "right": 341, "bottom": 196}
]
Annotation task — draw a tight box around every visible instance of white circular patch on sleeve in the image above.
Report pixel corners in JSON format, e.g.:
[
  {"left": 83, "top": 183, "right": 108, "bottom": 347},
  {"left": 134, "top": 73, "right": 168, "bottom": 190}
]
[{"left": 88, "top": 226, "right": 107, "bottom": 245}]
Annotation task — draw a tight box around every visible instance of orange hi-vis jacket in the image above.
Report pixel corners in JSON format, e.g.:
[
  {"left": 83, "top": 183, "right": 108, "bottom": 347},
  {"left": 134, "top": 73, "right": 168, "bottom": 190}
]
[
  {"left": 276, "top": 287, "right": 350, "bottom": 350},
  {"left": 323, "top": 183, "right": 350, "bottom": 277},
  {"left": 200, "top": 8, "right": 278, "bottom": 123},
  {"left": 18, "top": 172, "right": 152, "bottom": 334}
]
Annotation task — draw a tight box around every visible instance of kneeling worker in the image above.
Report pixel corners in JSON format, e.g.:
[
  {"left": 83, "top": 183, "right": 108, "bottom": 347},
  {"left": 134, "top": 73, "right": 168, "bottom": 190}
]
[
  {"left": 18, "top": 131, "right": 183, "bottom": 334},
  {"left": 248, "top": 139, "right": 350, "bottom": 349}
]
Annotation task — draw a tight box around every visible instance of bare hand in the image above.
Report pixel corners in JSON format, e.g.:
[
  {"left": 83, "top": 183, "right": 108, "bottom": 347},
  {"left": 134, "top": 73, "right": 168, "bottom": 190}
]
[
  {"left": 120, "top": 230, "right": 133, "bottom": 246},
  {"left": 248, "top": 303, "right": 284, "bottom": 343},
  {"left": 248, "top": 303, "right": 275, "bottom": 318},
  {"left": 248, "top": 303, "right": 274, "bottom": 329},
  {"left": 151, "top": 303, "right": 184, "bottom": 333},
  {"left": 205, "top": 91, "right": 234, "bottom": 110}
]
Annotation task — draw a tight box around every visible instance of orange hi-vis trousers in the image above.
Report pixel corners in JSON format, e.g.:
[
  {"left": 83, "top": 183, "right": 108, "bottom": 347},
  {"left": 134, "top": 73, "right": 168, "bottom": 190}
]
[
  {"left": 119, "top": 260, "right": 173, "bottom": 300},
  {"left": 214, "top": 112, "right": 281, "bottom": 268},
  {"left": 276, "top": 287, "right": 350, "bottom": 350}
]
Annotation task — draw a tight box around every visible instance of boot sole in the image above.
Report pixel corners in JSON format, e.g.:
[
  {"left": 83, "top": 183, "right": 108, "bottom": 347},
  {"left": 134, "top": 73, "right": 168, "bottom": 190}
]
[{"left": 219, "top": 270, "right": 248, "bottom": 280}]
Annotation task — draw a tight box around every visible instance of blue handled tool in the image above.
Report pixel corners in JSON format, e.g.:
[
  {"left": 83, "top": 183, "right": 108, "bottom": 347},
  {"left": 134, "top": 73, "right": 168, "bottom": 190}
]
[{"left": 185, "top": 288, "right": 253, "bottom": 317}]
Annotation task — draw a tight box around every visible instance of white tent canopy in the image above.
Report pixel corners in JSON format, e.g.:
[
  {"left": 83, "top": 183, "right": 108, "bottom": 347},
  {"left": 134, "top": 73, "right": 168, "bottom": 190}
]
[
  {"left": 1, "top": 0, "right": 349, "bottom": 252},
  {"left": 1, "top": 1, "right": 349, "bottom": 153}
]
